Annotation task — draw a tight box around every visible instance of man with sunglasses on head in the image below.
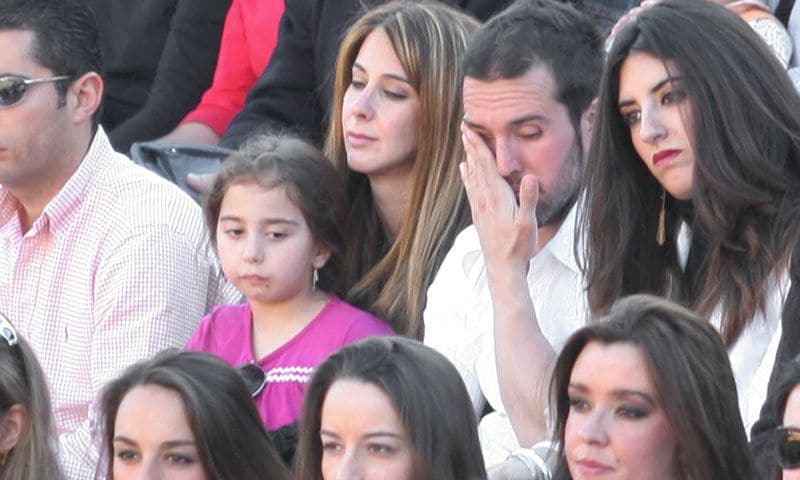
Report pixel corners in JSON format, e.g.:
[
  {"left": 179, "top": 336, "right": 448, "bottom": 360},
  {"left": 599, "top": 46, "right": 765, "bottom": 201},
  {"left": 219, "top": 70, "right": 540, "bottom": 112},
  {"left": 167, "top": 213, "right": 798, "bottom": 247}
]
[{"left": 0, "top": 1, "right": 237, "bottom": 477}]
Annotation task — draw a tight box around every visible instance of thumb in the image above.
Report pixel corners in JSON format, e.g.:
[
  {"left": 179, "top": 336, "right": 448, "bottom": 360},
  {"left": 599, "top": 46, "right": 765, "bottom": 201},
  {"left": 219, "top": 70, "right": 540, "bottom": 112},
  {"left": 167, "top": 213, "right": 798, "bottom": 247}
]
[{"left": 519, "top": 175, "right": 539, "bottom": 224}]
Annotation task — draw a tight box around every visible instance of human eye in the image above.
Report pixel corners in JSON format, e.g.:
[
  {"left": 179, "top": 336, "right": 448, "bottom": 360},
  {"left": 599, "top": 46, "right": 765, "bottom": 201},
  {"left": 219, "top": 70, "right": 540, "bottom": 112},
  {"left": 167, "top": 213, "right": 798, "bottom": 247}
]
[
  {"left": 367, "top": 442, "right": 397, "bottom": 456},
  {"left": 615, "top": 404, "right": 649, "bottom": 419},
  {"left": 620, "top": 109, "right": 641, "bottom": 127},
  {"left": 114, "top": 448, "right": 139, "bottom": 463},
  {"left": 321, "top": 440, "right": 344, "bottom": 454},
  {"left": 350, "top": 76, "right": 367, "bottom": 90},
  {"left": 517, "top": 125, "right": 542, "bottom": 139},
  {"left": 568, "top": 395, "right": 590, "bottom": 413},
  {"left": 224, "top": 227, "right": 244, "bottom": 238},
  {"left": 165, "top": 452, "right": 197, "bottom": 465},
  {"left": 383, "top": 89, "right": 408, "bottom": 100},
  {"left": 661, "top": 89, "right": 687, "bottom": 105},
  {"left": 266, "top": 230, "right": 287, "bottom": 240}
]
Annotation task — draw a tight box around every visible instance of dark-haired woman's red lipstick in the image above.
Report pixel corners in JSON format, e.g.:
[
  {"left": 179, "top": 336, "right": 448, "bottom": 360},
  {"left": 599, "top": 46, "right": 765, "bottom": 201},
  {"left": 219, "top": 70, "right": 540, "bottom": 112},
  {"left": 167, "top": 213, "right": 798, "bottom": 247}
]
[{"left": 652, "top": 149, "right": 681, "bottom": 167}]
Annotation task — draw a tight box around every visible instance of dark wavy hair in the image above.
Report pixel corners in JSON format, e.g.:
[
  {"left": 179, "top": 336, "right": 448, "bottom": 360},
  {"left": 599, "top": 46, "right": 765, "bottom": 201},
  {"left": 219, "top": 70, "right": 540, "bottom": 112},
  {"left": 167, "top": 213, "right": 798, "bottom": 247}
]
[
  {"left": 100, "top": 349, "right": 291, "bottom": 480},
  {"left": 205, "top": 134, "right": 346, "bottom": 295},
  {"left": 550, "top": 294, "right": 758, "bottom": 479},
  {"left": 580, "top": 0, "right": 800, "bottom": 347},
  {"left": 294, "top": 336, "right": 486, "bottom": 480}
]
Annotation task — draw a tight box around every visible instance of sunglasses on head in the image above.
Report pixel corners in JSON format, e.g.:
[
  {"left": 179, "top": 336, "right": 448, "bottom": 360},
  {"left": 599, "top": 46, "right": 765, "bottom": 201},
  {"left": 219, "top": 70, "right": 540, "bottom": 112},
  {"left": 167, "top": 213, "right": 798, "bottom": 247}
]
[
  {"left": 777, "top": 426, "right": 800, "bottom": 469},
  {"left": 0, "top": 74, "right": 72, "bottom": 108},
  {"left": 0, "top": 312, "right": 19, "bottom": 348},
  {"left": 238, "top": 363, "right": 267, "bottom": 398}
]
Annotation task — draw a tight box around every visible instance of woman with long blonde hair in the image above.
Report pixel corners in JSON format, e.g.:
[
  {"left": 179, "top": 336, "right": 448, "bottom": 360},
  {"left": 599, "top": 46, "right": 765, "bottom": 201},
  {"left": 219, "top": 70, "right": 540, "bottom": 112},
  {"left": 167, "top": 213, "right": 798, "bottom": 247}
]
[{"left": 325, "top": 1, "right": 478, "bottom": 339}]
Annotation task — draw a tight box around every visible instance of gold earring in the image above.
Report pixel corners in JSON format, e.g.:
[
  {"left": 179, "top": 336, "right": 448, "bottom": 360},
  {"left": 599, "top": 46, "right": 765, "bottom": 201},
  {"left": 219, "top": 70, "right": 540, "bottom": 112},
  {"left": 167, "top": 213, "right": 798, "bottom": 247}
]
[{"left": 656, "top": 189, "right": 666, "bottom": 246}]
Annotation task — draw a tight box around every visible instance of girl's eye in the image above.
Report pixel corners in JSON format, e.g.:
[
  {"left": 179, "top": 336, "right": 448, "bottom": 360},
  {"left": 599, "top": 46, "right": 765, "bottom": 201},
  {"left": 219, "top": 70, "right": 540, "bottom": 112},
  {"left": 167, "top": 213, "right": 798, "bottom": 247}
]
[
  {"left": 662, "top": 90, "right": 686, "bottom": 105},
  {"left": 384, "top": 89, "right": 407, "bottom": 100},
  {"left": 568, "top": 396, "right": 590, "bottom": 412},
  {"left": 165, "top": 453, "right": 196, "bottom": 465},
  {"left": 115, "top": 449, "right": 139, "bottom": 463},
  {"left": 266, "top": 231, "right": 286, "bottom": 240},
  {"left": 321, "top": 441, "right": 343, "bottom": 454},
  {"left": 350, "top": 78, "right": 367, "bottom": 90},
  {"left": 616, "top": 405, "right": 649, "bottom": 419},
  {"left": 621, "top": 110, "right": 641, "bottom": 127},
  {"left": 224, "top": 228, "right": 244, "bottom": 237},
  {"left": 367, "top": 443, "right": 396, "bottom": 455}
]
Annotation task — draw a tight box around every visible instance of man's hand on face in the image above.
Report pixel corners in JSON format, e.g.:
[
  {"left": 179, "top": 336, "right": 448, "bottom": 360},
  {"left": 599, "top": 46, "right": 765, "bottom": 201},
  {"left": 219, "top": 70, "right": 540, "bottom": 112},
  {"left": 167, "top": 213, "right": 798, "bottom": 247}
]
[{"left": 459, "top": 122, "right": 539, "bottom": 272}]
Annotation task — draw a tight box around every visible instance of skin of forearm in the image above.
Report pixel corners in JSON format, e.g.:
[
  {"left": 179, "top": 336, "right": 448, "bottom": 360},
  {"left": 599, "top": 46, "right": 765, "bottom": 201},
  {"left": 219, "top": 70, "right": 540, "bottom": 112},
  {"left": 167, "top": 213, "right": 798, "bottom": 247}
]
[{"left": 486, "top": 260, "right": 555, "bottom": 447}]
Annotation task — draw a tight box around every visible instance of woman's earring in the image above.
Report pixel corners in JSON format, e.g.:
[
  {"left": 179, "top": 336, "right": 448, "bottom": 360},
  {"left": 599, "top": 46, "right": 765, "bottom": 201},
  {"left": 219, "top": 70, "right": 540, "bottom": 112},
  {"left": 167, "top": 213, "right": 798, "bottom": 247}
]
[
  {"left": 312, "top": 269, "right": 319, "bottom": 292},
  {"left": 656, "top": 189, "right": 666, "bottom": 247}
]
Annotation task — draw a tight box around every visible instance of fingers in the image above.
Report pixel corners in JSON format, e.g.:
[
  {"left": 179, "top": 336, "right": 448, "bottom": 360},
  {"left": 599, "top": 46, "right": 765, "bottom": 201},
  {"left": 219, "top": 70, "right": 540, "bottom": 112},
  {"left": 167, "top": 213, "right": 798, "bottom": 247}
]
[{"left": 518, "top": 174, "right": 539, "bottom": 225}]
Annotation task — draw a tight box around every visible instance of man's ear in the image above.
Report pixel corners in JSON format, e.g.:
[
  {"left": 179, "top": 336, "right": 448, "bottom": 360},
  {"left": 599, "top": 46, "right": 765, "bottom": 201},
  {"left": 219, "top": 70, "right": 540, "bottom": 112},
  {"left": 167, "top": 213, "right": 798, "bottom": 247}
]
[
  {"left": 0, "top": 404, "right": 28, "bottom": 455},
  {"left": 67, "top": 71, "right": 103, "bottom": 125},
  {"left": 580, "top": 98, "right": 598, "bottom": 153}
]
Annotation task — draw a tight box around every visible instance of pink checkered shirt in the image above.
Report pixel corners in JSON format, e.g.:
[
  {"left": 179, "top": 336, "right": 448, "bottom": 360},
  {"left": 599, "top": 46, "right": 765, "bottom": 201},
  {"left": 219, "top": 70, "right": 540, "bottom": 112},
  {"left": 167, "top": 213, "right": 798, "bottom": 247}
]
[{"left": 0, "top": 128, "right": 239, "bottom": 478}]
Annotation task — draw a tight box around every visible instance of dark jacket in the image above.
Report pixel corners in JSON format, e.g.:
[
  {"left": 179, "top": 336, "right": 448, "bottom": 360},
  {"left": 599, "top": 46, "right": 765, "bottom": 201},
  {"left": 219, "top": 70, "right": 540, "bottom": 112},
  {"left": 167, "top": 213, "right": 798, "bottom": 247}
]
[
  {"left": 83, "top": 0, "right": 231, "bottom": 152},
  {"left": 220, "top": 0, "right": 512, "bottom": 149}
]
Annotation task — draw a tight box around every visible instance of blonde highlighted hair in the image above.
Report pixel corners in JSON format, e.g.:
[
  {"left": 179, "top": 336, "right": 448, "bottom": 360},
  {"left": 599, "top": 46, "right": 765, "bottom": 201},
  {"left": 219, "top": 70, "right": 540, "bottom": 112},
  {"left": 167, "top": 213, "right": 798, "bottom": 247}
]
[{"left": 325, "top": 1, "right": 478, "bottom": 339}]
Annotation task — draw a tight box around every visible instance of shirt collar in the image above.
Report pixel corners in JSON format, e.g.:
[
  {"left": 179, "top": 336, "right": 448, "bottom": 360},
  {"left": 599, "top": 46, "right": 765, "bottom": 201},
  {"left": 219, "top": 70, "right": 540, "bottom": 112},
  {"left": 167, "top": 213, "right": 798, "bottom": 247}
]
[
  {"left": 538, "top": 201, "right": 582, "bottom": 274},
  {"left": 39, "top": 127, "right": 112, "bottom": 235}
]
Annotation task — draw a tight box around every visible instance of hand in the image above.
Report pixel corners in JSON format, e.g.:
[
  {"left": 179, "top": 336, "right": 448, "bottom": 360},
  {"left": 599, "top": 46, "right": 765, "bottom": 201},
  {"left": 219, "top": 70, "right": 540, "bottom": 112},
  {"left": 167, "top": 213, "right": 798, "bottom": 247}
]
[
  {"left": 186, "top": 172, "right": 218, "bottom": 194},
  {"left": 459, "top": 124, "right": 539, "bottom": 271},
  {"left": 487, "top": 457, "right": 539, "bottom": 480}
]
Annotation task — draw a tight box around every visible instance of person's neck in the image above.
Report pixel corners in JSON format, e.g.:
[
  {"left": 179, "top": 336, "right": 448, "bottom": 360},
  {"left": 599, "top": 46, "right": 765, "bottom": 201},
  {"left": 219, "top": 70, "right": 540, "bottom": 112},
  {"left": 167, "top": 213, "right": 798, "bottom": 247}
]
[
  {"left": 249, "top": 289, "right": 331, "bottom": 331},
  {"left": 368, "top": 172, "right": 413, "bottom": 242},
  {"left": 8, "top": 131, "right": 92, "bottom": 233},
  {"left": 536, "top": 221, "right": 560, "bottom": 254}
]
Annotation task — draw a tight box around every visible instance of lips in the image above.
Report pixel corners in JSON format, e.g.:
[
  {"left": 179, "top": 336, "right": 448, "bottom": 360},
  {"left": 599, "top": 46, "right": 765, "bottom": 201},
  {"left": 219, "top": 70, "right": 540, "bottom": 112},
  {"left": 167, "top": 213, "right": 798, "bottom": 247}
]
[
  {"left": 652, "top": 149, "right": 681, "bottom": 167},
  {"left": 345, "top": 131, "right": 377, "bottom": 147},
  {"left": 574, "top": 458, "right": 614, "bottom": 476},
  {"left": 239, "top": 274, "right": 268, "bottom": 286}
]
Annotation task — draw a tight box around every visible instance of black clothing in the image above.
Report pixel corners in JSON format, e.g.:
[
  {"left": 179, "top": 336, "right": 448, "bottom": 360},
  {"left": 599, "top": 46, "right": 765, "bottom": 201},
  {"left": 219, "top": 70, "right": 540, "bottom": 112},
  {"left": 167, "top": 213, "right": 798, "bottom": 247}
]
[{"left": 83, "top": 0, "right": 231, "bottom": 152}]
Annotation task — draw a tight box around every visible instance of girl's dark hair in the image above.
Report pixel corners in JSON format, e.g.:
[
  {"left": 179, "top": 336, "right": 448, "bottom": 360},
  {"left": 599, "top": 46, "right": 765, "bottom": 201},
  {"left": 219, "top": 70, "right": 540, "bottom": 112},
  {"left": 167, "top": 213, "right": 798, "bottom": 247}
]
[
  {"left": 550, "top": 294, "right": 758, "bottom": 479},
  {"left": 580, "top": 0, "right": 800, "bottom": 346},
  {"left": 295, "top": 336, "right": 486, "bottom": 480},
  {"left": 205, "top": 134, "right": 346, "bottom": 294},
  {"left": 100, "top": 349, "right": 291, "bottom": 480},
  {"left": 0, "top": 319, "right": 63, "bottom": 480}
]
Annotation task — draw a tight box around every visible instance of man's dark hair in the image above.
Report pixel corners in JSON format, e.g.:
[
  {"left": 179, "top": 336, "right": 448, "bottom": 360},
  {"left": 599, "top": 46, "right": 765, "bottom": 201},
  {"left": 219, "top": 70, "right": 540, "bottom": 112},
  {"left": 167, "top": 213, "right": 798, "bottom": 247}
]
[
  {"left": 463, "top": 0, "right": 603, "bottom": 131},
  {"left": 0, "top": 0, "right": 102, "bottom": 124}
]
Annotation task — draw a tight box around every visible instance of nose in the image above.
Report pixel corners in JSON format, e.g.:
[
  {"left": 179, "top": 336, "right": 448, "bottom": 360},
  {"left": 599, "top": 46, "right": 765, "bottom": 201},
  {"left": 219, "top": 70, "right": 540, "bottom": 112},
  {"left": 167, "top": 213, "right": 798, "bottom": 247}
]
[
  {"left": 578, "top": 410, "right": 610, "bottom": 446},
  {"left": 129, "top": 458, "right": 162, "bottom": 480},
  {"left": 348, "top": 85, "right": 375, "bottom": 121},
  {"left": 638, "top": 104, "right": 667, "bottom": 145},
  {"left": 335, "top": 449, "right": 364, "bottom": 480},
  {"left": 243, "top": 234, "right": 264, "bottom": 263},
  {"left": 494, "top": 137, "right": 522, "bottom": 179}
]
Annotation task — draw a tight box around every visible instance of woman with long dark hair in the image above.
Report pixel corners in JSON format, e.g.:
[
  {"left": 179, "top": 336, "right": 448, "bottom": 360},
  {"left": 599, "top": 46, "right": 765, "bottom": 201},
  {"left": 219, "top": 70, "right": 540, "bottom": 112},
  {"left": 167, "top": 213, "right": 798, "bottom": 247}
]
[{"left": 581, "top": 0, "right": 800, "bottom": 435}]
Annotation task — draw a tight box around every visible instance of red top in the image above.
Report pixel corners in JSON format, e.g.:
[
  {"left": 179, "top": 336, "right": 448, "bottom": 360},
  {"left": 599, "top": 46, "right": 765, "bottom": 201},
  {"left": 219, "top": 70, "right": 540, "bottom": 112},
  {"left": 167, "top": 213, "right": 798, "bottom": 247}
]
[{"left": 181, "top": 0, "right": 285, "bottom": 135}]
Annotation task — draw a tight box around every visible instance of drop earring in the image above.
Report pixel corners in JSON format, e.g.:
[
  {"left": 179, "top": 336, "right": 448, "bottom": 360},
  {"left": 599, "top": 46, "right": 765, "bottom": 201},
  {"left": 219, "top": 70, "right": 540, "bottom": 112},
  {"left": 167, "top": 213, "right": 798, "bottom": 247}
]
[
  {"left": 312, "top": 268, "right": 319, "bottom": 292},
  {"left": 656, "top": 189, "right": 666, "bottom": 247}
]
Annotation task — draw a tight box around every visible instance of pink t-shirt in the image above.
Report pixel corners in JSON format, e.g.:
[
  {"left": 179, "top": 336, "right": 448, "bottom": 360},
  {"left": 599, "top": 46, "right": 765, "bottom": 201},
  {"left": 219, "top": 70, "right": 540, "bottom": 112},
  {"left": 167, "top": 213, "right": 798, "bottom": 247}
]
[{"left": 186, "top": 297, "right": 393, "bottom": 429}]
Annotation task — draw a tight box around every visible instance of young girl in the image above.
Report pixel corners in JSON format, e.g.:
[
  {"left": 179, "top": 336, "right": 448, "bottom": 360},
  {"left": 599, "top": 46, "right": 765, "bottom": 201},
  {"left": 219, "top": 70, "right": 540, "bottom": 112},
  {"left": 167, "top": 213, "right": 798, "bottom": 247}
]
[{"left": 187, "top": 134, "right": 393, "bottom": 432}]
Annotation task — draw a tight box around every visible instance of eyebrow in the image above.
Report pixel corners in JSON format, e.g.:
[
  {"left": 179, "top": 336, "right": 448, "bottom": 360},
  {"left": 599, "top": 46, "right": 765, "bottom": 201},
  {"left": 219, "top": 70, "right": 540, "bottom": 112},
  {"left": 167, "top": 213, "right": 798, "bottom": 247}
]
[
  {"left": 568, "top": 383, "right": 656, "bottom": 407},
  {"left": 618, "top": 76, "right": 683, "bottom": 108},
  {"left": 463, "top": 114, "right": 547, "bottom": 131},
  {"left": 112, "top": 436, "right": 197, "bottom": 449},
  {"left": 352, "top": 62, "right": 412, "bottom": 85},
  {"left": 218, "top": 215, "right": 299, "bottom": 226},
  {"left": 319, "top": 429, "right": 404, "bottom": 440}
]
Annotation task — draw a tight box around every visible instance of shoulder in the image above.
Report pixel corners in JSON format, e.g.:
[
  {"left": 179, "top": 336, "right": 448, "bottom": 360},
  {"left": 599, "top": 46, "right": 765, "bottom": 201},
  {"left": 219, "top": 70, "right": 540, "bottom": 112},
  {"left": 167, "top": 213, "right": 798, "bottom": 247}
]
[
  {"left": 320, "top": 297, "right": 394, "bottom": 338},
  {"left": 186, "top": 303, "right": 250, "bottom": 349}
]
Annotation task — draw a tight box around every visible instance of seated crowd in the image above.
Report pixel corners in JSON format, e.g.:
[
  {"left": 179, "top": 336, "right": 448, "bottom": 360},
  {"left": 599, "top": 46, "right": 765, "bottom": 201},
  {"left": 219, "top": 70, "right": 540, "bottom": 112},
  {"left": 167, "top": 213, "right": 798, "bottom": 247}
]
[{"left": 1, "top": 0, "right": 800, "bottom": 479}]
